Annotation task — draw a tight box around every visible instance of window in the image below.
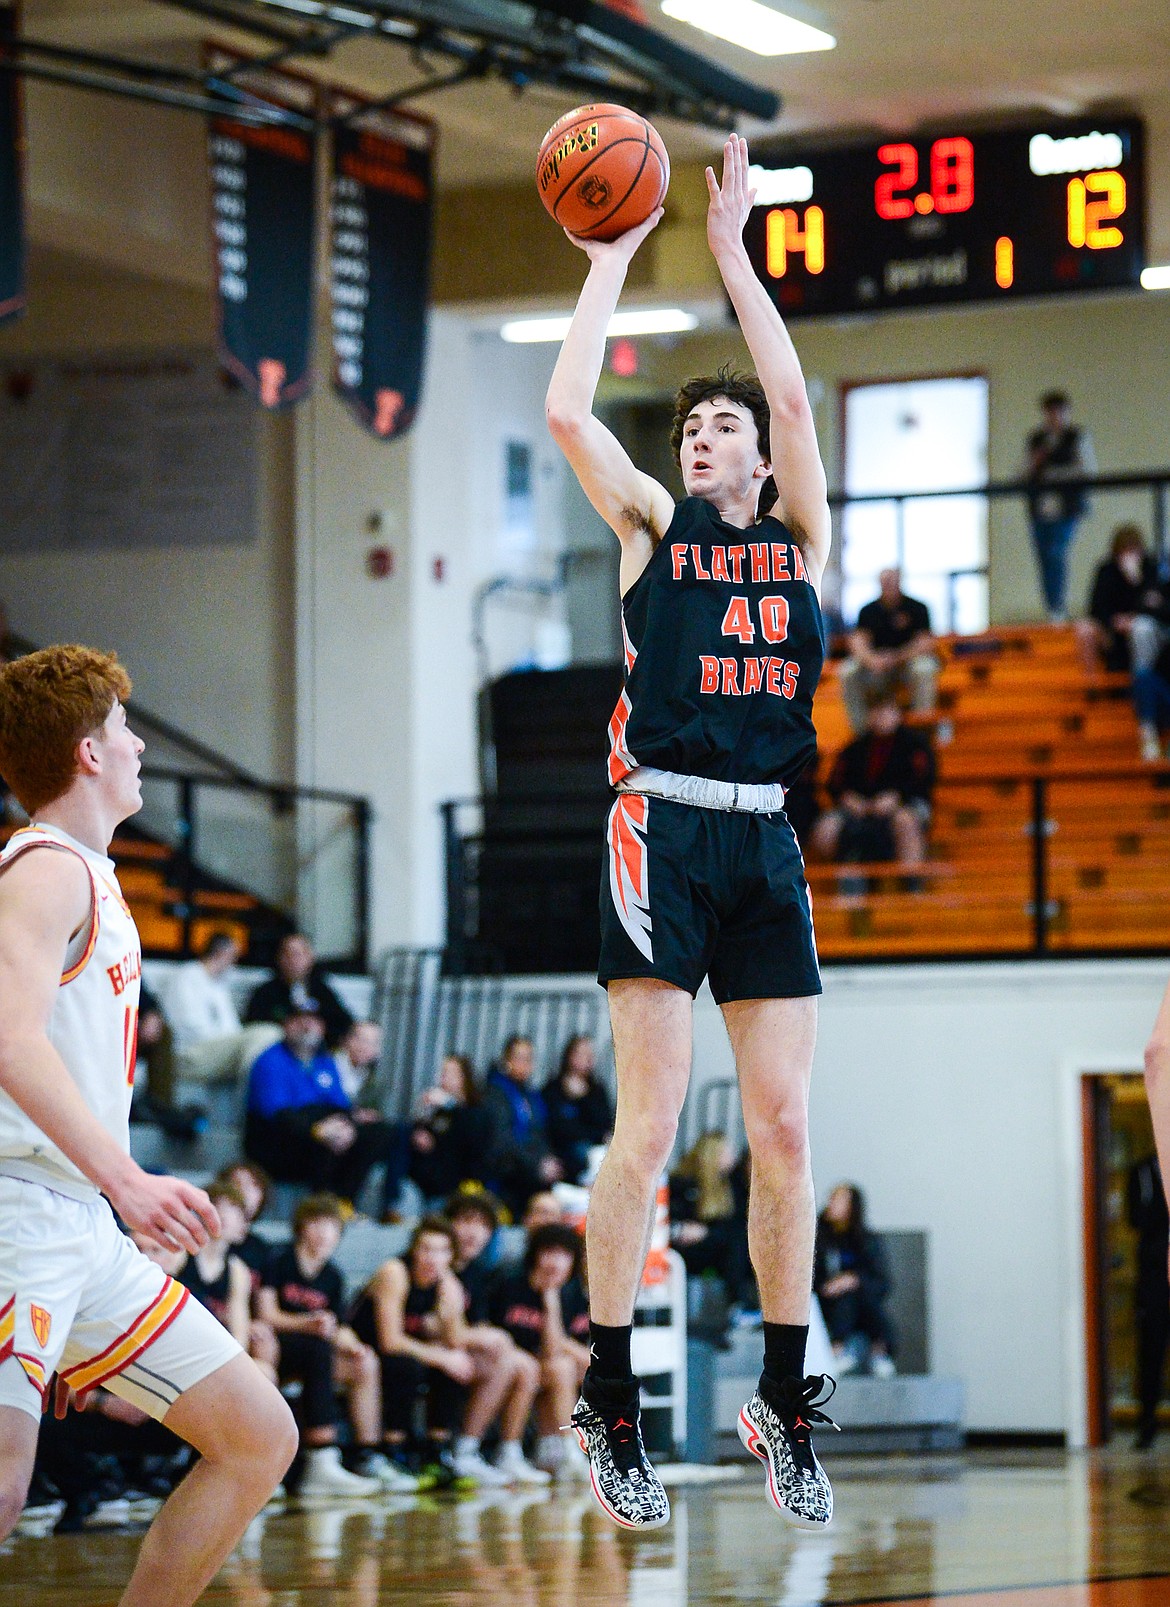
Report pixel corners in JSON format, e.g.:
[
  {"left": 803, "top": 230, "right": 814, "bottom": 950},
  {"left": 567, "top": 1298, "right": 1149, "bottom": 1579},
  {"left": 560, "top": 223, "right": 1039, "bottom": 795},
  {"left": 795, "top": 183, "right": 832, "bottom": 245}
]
[{"left": 841, "top": 376, "right": 989, "bottom": 634}]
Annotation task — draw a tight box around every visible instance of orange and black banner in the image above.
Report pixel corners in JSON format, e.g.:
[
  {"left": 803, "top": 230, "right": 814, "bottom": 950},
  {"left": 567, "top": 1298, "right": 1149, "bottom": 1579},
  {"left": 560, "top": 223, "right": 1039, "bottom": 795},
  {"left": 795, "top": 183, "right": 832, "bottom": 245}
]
[
  {"left": 330, "top": 101, "right": 435, "bottom": 439},
  {"left": 205, "top": 50, "right": 316, "bottom": 409},
  {"left": 0, "top": 0, "right": 25, "bottom": 324}
]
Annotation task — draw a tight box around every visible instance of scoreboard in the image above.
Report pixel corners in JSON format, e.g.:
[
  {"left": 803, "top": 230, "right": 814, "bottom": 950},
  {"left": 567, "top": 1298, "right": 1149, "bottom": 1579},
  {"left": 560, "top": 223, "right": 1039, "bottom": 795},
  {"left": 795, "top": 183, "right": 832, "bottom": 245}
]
[{"left": 742, "top": 119, "right": 1145, "bottom": 318}]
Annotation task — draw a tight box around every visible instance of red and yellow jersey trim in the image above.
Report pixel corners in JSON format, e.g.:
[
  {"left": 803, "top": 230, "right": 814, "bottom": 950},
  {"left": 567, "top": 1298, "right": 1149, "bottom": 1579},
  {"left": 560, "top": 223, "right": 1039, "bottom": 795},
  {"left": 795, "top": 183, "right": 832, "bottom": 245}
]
[
  {"left": 0, "top": 1294, "right": 14, "bottom": 1364},
  {"left": 60, "top": 1279, "right": 189, "bottom": 1394},
  {"left": 15, "top": 1352, "right": 46, "bottom": 1397},
  {"left": 0, "top": 832, "right": 101, "bottom": 985}
]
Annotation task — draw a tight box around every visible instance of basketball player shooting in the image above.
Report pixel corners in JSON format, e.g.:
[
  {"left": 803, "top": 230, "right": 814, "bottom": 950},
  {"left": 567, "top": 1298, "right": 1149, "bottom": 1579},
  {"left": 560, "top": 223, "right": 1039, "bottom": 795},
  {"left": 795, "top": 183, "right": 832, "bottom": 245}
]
[
  {"left": 0, "top": 647, "right": 297, "bottom": 1604},
  {"left": 546, "top": 135, "right": 836, "bottom": 1529}
]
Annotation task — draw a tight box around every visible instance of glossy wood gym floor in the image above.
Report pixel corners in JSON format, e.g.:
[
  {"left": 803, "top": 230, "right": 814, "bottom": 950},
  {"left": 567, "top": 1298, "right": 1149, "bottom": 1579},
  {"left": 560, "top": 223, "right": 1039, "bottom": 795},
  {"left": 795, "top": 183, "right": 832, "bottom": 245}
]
[{"left": 6, "top": 1449, "right": 1170, "bottom": 1606}]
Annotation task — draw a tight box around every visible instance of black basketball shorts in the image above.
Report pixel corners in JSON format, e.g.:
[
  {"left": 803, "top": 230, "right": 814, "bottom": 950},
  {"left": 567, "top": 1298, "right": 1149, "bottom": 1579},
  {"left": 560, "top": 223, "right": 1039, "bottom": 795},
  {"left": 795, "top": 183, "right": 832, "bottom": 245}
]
[{"left": 598, "top": 792, "right": 822, "bottom": 1004}]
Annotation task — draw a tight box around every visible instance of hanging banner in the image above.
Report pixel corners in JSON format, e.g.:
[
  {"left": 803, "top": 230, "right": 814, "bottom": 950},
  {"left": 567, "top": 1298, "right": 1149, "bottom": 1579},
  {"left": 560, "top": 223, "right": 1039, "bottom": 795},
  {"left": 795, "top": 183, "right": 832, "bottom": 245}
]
[
  {"left": 205, "top": 50, "right": 316, "bottom": 409},
  {"left": 330, "top": 100, "right": 435, "bottom": 439},
  {"left": 0, "top": 0, "right": 25, "bottom": 324}
]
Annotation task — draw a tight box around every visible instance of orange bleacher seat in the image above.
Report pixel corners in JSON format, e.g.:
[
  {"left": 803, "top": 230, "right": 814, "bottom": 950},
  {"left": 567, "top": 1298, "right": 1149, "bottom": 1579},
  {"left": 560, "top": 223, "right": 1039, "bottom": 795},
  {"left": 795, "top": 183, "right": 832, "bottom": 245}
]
[{"left": 811, "top": 624, "right": 1170, "bottom": 960}]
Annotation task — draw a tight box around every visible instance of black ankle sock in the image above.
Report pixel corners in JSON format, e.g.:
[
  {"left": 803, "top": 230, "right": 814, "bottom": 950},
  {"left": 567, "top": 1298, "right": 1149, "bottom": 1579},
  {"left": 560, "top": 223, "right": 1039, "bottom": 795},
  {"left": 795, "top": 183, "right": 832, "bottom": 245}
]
[
  {"left": 587, "top": 1321, "right": 633, "bottom": 1382},
  {"left": 762, "top": 1322, "right": 808, "bottom": 1386}
]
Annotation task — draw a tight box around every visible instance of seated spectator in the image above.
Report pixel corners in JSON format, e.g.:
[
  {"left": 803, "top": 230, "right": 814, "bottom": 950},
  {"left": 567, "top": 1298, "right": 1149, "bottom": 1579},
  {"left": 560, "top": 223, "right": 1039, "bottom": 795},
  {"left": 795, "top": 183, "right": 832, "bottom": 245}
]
[
  {"left": 441, "top": 1195, "right": 549, "bottom": 1486},
  {"left": 839, "top": 568, "right": 938, "bottom": 734},
  {"left": 409, "top": 1053, "right": 493, "bottom": 1205},
  {"left": 349, "top": 1217, "right": 478, "bottom": 1490},
  {"left": 245, "top": 931, "right": 355, "bottom": 1048},
  {"left": 243, "top": 1003, "right": 408, "bottom": 1213},
  {"left": 161, "top": 932, "right": 280, "bottom": 1087},
  {"left": 488, "top": 1224, "right": 590, "bottom": 1477},
  {"left": 215, "top": 1160, "right": 275, "bottom": 1283},
  {"left": 334, "top": 1019, "right": 383, "bottom": 1103},
  {"left": 521, "top": 1191, "right": 565, "bottom": 1233},
  {"left": 813, "top": 692, "right": 935, "bottom": 871},
  {"left": 1075, "top": 524, "right": 1168, "bottom": 680},
  {"left": 814, "top": 1183, "right": 896, "bottom": 1377},
  {"left": 483, "top": 1035, "right": 563, "bottom": 1217},
  {"left": 255, "top": 1194, "right": 392, "bottom": 1495},
  {"left": 543, "top": 1035, "right": 613, "bottom": 1184},
  {"left": 669, "top": 1131, "right": 751, "bottom": 1316},
  {"left": 130, "top": 982, "right": 206, "bottom": 1141},
  {"left": 1134, "top": 642, "right": 1170, "bottom": 764},
  {"left": 177, "top": 1179, "right": 278, "bottom": 1380}
]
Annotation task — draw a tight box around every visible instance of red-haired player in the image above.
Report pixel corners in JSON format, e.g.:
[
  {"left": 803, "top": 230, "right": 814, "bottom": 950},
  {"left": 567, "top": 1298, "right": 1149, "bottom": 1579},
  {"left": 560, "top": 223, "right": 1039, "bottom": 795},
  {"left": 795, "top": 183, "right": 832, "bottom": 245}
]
[{"left": 0, "top": 645, "right": 296, "bottom": 1605}]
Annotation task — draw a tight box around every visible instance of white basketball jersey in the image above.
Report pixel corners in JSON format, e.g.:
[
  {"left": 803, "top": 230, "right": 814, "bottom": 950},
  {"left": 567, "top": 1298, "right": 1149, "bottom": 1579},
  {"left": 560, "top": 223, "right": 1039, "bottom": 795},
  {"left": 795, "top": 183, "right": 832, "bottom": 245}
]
[{"left": 0, "top": 823, "right": 141, "bottom": 1198}]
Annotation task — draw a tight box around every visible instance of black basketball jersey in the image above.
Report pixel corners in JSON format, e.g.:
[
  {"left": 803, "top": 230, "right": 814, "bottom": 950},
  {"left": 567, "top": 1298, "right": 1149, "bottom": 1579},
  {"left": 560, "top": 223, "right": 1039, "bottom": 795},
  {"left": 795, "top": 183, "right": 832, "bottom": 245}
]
[
  {"left": 608, "top": 497, "right": 825, "bottom": 789},
  {"left": 179, "top": 1252, "right": 233, "bottom": 1327}
]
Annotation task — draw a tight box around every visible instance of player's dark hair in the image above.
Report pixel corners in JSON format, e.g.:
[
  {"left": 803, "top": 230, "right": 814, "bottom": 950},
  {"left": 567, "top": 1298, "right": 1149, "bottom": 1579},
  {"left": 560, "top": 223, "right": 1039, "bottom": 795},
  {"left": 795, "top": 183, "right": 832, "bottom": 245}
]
[
  {"left": 202, "top": 930, "right": 238, "bottom": 961},
  {"left": 524, "top": 1222, "right": 584, "bottom": 1280},
  {"left": 1040, "top": 389, "right": 1070, "bottom": 411},
  {"left": 669, "top": 365, "right": 778, "bottom": 518}
]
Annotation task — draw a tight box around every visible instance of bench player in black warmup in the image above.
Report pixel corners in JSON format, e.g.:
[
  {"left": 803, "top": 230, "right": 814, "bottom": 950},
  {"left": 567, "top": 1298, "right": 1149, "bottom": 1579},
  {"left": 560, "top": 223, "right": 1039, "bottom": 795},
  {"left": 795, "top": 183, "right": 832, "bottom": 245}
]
[{"left": 546, "top": 136, "right": 835, "bottom": 1529}]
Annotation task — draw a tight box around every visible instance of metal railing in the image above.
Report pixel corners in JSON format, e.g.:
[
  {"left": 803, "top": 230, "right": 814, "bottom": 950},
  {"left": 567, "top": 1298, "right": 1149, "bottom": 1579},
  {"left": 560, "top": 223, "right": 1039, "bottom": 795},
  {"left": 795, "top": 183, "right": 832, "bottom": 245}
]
[
  {"left": 441, "top": 764, "right": 1170, "bottom": 972},
  {"left": 827, "top": 468, "right": 1170, "bottom": 635},
  {"left": 371, "top": 947, "right": 606, "bottom": 1118},
  {"left": 5, "top": 634, "right": 371, "bottom": 968},
  {"left": 136, "top": 764, "right": 371, "bottom": 969}
]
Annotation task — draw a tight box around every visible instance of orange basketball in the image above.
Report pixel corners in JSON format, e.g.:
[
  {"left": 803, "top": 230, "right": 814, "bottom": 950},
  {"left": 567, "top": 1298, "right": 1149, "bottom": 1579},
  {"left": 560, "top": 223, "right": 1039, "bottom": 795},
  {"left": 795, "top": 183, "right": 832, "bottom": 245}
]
[{"left": 535, "top": 103, "right": 669, "bottom": 241}]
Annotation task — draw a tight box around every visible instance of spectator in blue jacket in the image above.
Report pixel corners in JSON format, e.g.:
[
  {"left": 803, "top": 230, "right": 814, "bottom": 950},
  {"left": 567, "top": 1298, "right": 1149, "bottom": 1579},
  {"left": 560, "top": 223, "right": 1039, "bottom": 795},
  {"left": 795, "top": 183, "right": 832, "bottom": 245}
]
[
  {"left": 482, "top": 1036, "right": 563, "bottom": 1218},
  {"left": 244, "top": 1003, "right": 407, "bottom": 1212}
]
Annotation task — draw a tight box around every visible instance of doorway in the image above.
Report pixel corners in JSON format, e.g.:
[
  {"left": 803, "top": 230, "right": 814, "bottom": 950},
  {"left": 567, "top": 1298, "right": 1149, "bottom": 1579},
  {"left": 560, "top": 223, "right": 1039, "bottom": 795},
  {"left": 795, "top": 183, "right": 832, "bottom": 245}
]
[
  {"left": 1082, "top": 1071, "right": 1163, "bottom": 1446},
  {"left": 841, "top": 375, "right": 989, "bottom": 634}
]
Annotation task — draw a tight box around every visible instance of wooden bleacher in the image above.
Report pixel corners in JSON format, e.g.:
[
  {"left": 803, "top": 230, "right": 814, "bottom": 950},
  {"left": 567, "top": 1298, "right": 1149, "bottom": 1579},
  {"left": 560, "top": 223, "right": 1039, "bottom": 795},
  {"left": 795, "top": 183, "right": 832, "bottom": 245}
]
[
  {"left": 0, "top": 823, "right": 260, "bottom": 958},
  {"left": 809, "top": 625, "right": 1170, "bottom": 959}
]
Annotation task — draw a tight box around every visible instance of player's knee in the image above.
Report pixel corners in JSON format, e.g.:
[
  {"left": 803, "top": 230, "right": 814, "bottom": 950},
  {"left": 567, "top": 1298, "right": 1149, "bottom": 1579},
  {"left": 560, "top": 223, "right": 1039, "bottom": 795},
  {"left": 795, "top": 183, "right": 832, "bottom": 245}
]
[
  {"left": 615, "top": 1105, "right": 678, "bottom": 1171},
  {"left": 221, "top": 1378, "right": 298, "bottom": 1478},
  {"left": 0, "top": 1463, "right": 33, "bottom": 1542},
  {"left": 748, "top": 1104, "right": 809, "bottom": 1167},
  {"left": 514, "top": 1350, "right": 540, "bottom": 1389}
]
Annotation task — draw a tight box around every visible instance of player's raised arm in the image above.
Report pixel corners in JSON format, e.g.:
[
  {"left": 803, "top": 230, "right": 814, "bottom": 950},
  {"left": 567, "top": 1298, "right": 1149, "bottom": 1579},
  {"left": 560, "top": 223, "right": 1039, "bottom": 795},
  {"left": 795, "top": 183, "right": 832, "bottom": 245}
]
[
  {"left": 545, "top": 211, "right": 676, "bottom": 556},
  {"left": 706, "top": 135, "right": 831, "bottom": 583},
  {"left": 0, "top": 850, "right": 218, "bottom": 1252}
]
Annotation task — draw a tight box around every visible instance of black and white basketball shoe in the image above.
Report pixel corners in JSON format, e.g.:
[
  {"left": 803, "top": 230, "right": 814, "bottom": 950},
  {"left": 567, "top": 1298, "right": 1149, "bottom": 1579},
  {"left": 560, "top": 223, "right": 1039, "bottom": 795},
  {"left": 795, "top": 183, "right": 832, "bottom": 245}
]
[
  {"left": 569, "top": 1379, "right": 670, "bottom": 1530},
  {"left": 738, "top": 1373, "right": 838, "bottom": 1527}
]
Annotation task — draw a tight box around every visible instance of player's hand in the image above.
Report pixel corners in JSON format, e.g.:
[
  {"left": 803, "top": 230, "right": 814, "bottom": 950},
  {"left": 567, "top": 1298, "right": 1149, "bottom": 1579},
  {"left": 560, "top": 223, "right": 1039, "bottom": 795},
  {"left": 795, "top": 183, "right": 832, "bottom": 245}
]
[
  {"left": 564, "top": 206, "right": 664, "bottom": 265},
  {"left": 45, "top": 1374, "right": 91, "bottom": 1419},
  {"left": 107, "top": 1165, "right": 220, "bottom": 1254},
  {"left": 705, "top": 134, "right": 755, "bottom": 260}
]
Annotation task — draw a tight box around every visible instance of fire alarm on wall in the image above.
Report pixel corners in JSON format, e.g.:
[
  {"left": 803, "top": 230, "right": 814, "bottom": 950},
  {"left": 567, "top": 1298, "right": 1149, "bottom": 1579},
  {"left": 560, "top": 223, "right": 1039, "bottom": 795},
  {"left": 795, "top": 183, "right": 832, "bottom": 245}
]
[{"left": 366, "top": 545, "right": 395, "bottom": 579}]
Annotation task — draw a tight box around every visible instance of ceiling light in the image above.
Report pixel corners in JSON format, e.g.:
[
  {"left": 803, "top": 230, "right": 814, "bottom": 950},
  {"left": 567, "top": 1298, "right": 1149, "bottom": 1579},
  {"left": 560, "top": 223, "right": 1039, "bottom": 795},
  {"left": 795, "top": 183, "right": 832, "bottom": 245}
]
[
  {"left": 660, "top": 0, "right": 834, "bottom": 57},
  {"left": 500, "top": 308, "right": 699, "bottom": 342},
  {"left": 1141, "top": 265, "right": 1170, "bottom": 291}
]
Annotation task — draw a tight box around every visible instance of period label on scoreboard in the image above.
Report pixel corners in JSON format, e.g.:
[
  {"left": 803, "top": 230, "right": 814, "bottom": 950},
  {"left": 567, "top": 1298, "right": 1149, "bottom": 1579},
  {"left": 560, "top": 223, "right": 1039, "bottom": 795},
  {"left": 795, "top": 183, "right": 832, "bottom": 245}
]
[
  {"left": 0, "top": 0, "right": 25, "bottom": 324},
  {"left": 743, "top": 120, "right": 1145, "bottom": 319},
  {"left": 205, "top": 51, "right": 317, "bottom": 408},
  {"left": 329, "top": 101, "right": 435, "bottom": 440}
]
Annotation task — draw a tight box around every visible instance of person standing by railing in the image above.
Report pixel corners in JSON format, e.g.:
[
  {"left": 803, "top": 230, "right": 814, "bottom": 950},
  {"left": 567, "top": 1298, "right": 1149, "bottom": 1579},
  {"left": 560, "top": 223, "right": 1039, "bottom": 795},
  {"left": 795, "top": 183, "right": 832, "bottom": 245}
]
[{"left": 1024, "top": 390, "right": 1096, "bottom": 623}]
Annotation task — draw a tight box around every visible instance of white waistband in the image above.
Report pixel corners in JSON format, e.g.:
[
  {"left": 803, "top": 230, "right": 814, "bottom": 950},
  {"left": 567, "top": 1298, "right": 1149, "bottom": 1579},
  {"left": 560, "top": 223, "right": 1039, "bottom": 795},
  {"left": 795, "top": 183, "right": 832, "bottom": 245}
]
[
  {"left": 0, "top": 1156, "right": 100, "bottom": 1202},
  {"left": 616, "top": 766, "right": 787, "bottom": 814}
]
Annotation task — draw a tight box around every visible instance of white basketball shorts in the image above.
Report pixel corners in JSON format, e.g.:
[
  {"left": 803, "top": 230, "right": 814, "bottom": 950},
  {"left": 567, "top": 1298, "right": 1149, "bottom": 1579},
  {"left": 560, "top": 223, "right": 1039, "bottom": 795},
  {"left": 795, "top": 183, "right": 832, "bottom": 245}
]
[{"left": 0, "top": 1174, "right": 241, "bottom": 1422}]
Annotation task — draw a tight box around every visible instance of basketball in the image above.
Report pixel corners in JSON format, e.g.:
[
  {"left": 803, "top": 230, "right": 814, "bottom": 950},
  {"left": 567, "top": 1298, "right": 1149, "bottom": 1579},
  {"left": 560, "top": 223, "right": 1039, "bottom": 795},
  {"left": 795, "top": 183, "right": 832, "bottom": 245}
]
[{"left": 535, "top": 102, "right": 669, "bottom": 241}]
